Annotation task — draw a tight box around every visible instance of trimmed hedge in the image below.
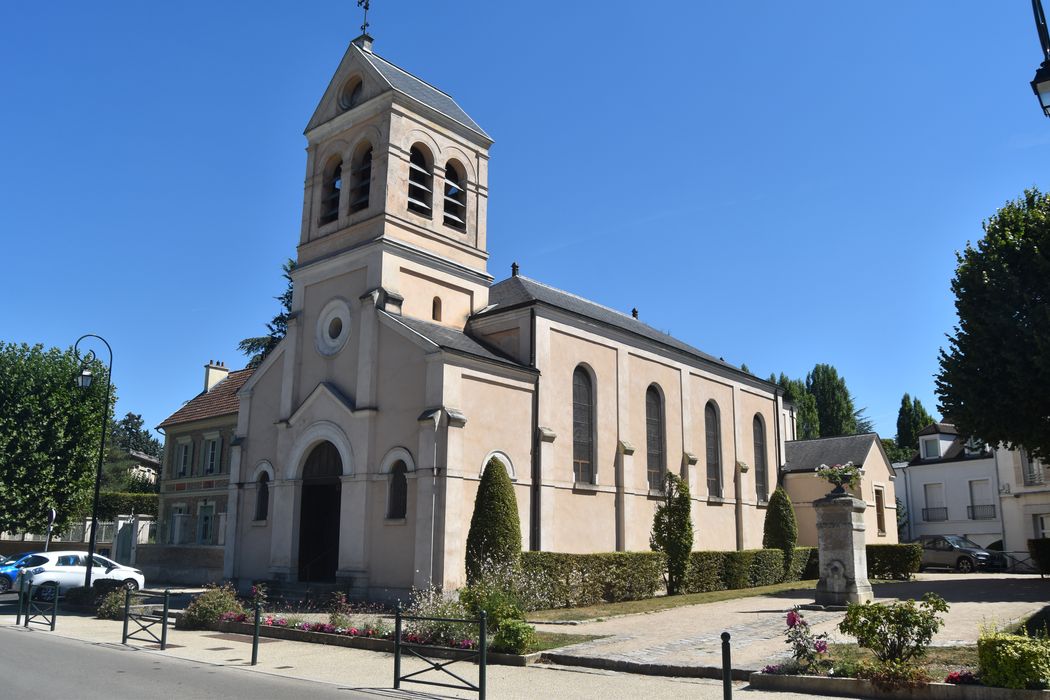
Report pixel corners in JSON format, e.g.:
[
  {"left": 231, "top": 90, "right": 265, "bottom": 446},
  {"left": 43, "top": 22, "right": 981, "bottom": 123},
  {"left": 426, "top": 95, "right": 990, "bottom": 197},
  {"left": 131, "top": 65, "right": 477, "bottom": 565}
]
[
  {"left": 681, "top": 549, "right": 785, "bottom": 593},
  {"left": 96, "top": 492, "right": 158, "bottom": 520},
  {"left": 785, "top": 547, "right": 817, "bottom": 582},
  {"left": 978, "top": 632, "right": 1050, "bottom": 690},
  {"left": 866, "top": 543, "right": 922, "bottom": 580},
  {"left": 1028, "top": 538, "right": 1050, "bottom": 575},
  {"left": 465, "top": 457, "right": 521, "bottom": 583},
  {"left": 520, "top": 551, "right": 665, "bottom": 608}
]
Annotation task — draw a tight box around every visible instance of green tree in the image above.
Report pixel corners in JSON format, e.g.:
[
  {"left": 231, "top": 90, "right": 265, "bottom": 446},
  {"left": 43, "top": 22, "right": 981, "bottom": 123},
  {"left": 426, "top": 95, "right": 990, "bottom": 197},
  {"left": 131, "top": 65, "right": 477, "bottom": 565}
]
[
  {"left": 650, "top": 472, "right": 693, "bottom": 595},
  {"left": 881, "top": 438, "right": 914, "bottom": 465},
  {"left": 239, "top": 258, "right": 297, "bottom": 369},
  {"left": 937, "top": 189, "right": 1050, "bottom": 459},
  {"left": 465, "top": 457, "right": 522, "bottom": 584},
  {"left": 774, "top": 373, "right": 820, "bottom": 440},
  {"left": 0, "top": 343, "right": 111, "bottom": 533},
  {"left": 895, "top": 393, "right": 934, "bottom": 452},
  {"left": 762, "top": 486, "right": 798, "bottom": 577},
  {"left": 896, "top": 497, "right": 909, "bottom": 541},
  {"left": 806, "top": 364, "right": 857, "bottom": 437},
  {"left": 111, "top": 412, "right": 161, "bottom": 458}
]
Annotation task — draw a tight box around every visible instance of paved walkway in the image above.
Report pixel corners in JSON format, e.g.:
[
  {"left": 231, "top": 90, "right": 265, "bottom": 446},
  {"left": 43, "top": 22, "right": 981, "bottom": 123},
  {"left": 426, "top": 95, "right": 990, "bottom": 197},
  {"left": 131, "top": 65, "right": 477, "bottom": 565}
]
[
  {"left": 0, "top": 601, "right": 830, "bottom": 699},
  {"left": 532, "top": 573, "right": 1049, "bottom": 673}
]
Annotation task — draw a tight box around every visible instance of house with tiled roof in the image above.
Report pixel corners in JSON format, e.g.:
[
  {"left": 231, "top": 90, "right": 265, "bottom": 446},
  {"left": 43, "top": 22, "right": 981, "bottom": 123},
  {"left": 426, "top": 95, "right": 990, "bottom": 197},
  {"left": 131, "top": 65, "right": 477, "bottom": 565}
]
[
  {"left": 141, "top": 362, "right": 252, "bottom": 584},
  {"left": 782, "top": 433, "right": 898, "bottom": 547}
]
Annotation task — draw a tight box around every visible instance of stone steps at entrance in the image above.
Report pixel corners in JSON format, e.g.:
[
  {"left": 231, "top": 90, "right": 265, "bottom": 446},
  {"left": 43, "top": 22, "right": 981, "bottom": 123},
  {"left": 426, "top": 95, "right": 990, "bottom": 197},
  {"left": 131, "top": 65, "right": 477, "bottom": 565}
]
[{"left": 255, "top": 580, "right": 350, "bottom": 607}]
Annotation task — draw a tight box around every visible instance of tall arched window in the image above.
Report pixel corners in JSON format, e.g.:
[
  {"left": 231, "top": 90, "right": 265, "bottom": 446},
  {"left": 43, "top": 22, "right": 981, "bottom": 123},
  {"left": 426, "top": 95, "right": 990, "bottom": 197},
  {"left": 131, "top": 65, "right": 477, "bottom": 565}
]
[
  {"left": 319, "top": 158, "right": 342, "bottom": 225},
  {"left": 443, "top": 160, "right": 467, "bottom": 230},
  {"left": 407, "top": 145, "right": 433, "bottom": 217},
  {"left": 646, "top": 385, "right": 665, "bottom": 490},
  {"left": 705, "top": 402, "right": 722, "bottom": 497},
  {"left": 387, "top": 460, "right": 408, "bottom": 519},
  {"left": 349, "top": 143, "right": 372, "bottom": 214},
  {"left": 254, "top": 472, "right": 270, "bottom": 521},
  {"left": 432, "top": 297, "right": 442, "bottom": 322},
  {"left": 572, "top": 367, "right": 595, "bottom": 484},
  {"left": 753, "top": 415, "right": 768, "bottom": 502}
]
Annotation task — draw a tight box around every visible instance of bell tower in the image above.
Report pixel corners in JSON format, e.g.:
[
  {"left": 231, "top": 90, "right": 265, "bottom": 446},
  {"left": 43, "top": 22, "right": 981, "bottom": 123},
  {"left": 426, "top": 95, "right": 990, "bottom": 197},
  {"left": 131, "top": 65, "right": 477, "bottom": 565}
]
[{"left": 295, "top": 34, "right": 493, "bottom": 328}]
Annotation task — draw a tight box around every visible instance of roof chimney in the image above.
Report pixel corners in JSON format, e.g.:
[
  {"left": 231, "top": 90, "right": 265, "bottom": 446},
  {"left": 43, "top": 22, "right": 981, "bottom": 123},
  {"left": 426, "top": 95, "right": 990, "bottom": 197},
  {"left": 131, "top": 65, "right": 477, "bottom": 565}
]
[
  {"left": 204, "top": 360, "right": 229, "bottom": 392},
  {"left": 352, "top": 33, "right": 374, "bottom": 52},
  {"left": 511, "top": 262, "right": 519, "bottom": 277}
]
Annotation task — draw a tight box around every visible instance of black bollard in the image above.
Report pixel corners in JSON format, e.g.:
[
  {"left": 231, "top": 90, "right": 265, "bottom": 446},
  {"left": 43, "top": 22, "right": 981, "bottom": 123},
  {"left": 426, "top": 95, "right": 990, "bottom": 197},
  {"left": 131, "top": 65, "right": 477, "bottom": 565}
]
[
  {"left": 251, "top": 600, "right": 261, "bottom": 666},
  {"left": 721, "top": 631, "right": 732, "bottom": 700}
]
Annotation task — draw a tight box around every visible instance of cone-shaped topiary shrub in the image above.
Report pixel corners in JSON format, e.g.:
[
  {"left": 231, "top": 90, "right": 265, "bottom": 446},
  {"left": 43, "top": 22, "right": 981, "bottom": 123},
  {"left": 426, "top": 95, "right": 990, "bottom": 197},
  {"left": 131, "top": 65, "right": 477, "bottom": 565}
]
[
  {"left": 650, "top": 472, "right": 694, "bottom": 595},
  {"left": 465, "top": 456, "right": 522, "bottom": 584},
  {"left": 763, "top": 486, "right": 798, "bottom": 578}
]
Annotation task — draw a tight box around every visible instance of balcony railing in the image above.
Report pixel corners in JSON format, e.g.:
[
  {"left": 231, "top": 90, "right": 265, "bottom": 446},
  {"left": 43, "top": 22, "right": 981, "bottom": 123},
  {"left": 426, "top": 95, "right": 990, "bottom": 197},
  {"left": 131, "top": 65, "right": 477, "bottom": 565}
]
[
  {"left": 967, "top": 504, "right": 997, "bottom": 520},
  {"left": 922, "top": 507, "right": 948, "bottom": 522}
]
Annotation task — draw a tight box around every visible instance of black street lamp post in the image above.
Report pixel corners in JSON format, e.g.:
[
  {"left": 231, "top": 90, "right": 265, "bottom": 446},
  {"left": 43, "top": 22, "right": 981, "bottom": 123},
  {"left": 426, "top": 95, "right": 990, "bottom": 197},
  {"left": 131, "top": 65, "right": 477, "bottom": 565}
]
[
  {"left": 1031, "top": 0, "right": 1050, "bottom": 116},
  {"left": 74, "top": 334, "right": 113, "bottom": 589}
]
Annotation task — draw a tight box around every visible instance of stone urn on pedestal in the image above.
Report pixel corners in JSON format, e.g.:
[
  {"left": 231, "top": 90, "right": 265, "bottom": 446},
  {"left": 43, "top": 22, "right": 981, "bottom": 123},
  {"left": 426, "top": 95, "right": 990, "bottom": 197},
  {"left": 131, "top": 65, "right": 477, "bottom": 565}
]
[{"left": 813, "top": 462, "right": 873, "bottom": 607}]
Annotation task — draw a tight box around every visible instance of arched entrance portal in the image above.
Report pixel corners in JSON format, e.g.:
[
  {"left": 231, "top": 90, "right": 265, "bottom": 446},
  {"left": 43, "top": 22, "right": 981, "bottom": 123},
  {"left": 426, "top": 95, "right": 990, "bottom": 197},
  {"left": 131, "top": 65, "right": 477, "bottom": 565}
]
[{"left": 298, "top": 441, "right": 342, "bottom": 582}]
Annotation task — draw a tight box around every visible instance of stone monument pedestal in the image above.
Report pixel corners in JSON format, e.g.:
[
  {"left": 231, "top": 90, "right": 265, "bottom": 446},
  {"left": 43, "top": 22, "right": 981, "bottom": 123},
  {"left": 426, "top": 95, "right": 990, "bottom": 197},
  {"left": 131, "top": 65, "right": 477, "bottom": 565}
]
[{"left": 814, "top": 491, "right": 873, "bottom": 607}]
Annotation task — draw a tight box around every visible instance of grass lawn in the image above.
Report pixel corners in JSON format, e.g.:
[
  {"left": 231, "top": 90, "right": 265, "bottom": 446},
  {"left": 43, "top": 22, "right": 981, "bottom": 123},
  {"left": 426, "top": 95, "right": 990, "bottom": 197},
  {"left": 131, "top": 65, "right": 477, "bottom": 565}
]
[
  {"left": 526, "top": 631, "right": 605, "bottom": 653},
  {"left": 528, "top": 579, "right": 818, "bottom": 623}
]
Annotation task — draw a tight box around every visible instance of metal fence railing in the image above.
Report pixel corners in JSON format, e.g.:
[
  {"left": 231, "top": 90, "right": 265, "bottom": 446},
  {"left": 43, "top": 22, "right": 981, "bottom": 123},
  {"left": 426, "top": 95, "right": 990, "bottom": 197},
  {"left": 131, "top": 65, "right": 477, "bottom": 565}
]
[
  {"left": 17, "top": 579, "right": 59, "bottom": 631},
  {"left": 394, "top": 603, "right": 487, "bottom": 699},
  {"left": 967, "top": 504, "right": 996, "bottom": 520},
  {"left": 922, "top": 507, "right": 948, "bottom": 522},
  {"left": 122, "top": 588, "right": 171, "bottom": 650}
]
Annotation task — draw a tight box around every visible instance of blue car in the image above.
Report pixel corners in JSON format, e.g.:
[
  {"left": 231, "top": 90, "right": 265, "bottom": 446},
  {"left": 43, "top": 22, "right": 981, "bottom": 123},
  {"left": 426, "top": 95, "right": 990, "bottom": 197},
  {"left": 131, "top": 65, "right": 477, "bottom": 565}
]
[{"left": 0, "top": 552, "right": 36, "bottom": 592}]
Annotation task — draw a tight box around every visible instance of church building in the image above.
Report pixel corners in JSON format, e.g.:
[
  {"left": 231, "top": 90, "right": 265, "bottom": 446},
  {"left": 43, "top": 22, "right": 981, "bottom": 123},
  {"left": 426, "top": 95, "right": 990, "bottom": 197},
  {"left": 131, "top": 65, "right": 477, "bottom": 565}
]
[{"left": 159, "top": 33, "right": 800, "bottom": 600}]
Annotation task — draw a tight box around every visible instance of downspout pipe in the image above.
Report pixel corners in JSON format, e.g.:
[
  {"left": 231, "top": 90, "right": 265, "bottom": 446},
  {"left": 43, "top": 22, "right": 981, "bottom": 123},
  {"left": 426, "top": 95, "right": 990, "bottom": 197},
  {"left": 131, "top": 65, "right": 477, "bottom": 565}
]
[{"left": 529, "top": 308, "right": 540, "bottom": 551}]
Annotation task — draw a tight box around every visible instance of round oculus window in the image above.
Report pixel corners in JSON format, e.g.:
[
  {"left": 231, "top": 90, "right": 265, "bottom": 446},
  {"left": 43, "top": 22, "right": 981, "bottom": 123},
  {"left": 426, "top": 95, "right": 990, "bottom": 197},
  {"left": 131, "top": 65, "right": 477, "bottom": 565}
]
[
  {"left": 316, "top": 299, "right": 351, "bottom": 356},
  {"left": 339, "top": 79, "right": 364, "bottom": 110}
]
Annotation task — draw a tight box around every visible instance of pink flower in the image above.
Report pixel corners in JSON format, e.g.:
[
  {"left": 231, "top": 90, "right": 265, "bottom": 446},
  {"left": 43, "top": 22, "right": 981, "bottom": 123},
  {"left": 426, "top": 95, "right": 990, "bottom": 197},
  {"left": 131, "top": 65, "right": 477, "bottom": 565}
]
[
  {"left": 349, "top": 627, "right": 359, "bottom": 636},
  {"left": 814, "top": 639, "right": 828, "bottom": 654},
  {"left": 786, "top": 611, "right": 802, "bottom": 628}
]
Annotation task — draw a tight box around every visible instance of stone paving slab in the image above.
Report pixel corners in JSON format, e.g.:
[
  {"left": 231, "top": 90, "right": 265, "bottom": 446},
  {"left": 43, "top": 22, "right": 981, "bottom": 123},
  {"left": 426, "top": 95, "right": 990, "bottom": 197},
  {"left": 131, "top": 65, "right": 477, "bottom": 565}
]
[{"left": 532, "top": 573, "right": 1049, "bottom": 672}]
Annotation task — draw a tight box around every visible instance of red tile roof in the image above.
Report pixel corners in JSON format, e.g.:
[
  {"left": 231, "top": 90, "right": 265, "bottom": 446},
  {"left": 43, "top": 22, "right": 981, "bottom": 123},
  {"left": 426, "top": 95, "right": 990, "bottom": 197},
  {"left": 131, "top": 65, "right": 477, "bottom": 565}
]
[{"left": 157, "top": 368, "right": 254, "bottom": 429}]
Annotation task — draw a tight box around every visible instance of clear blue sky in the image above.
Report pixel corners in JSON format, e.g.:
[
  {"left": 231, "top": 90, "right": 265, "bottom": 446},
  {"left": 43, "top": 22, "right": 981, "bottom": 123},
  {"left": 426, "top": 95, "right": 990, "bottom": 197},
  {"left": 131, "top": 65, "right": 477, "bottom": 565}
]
[{"left": 2, "top": 1, "right": 1047, "bottom": 442}]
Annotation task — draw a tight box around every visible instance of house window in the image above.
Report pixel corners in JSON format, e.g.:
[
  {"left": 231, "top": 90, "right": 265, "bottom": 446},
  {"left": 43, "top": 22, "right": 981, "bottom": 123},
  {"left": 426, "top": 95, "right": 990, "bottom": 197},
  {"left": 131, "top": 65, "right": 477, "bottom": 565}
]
[
  {"left": 175, "top": 440, "right": 192, "bottom": 478},
  {"left": 387, "top": 460, "right": 408, "bottom": 519},
  {"left": 443, "top": 160, "right": 467, "bottom": 230},
  {"left": 874, "top": 487, "right": 886, "bottom": 535},
  {"left": 645, "top": 385, "right": 665, "bottom": 491},
  {"left": 922, "top": 438, "right": 940, "bottom": 459},
  {"left": 407, "top": 145, "right": 433, "bottom": 217},
  {"left": 198, "top": 503, "right": 215, "bottom": 545},
  {"left": 254, "top": 473, "right": 270, "bottom": 522},
  {"left": 705, "top": 402, "right": 722, "bottom": 497},
  {"left": 753, "top": 414, "right": 768, "bottom": 502},
  {"left": 432, "top": 297, "right": 442, "bottom": 322},
  {"left": 967, "top": 479, "right": 995, "bottom": 519},
  {"left": 320, "top": 157, "right": 342, "bottom": 225},
  {"left": 922, "top": 482, "right": 947, "bottom": 521},
  {"left": 572, "top": 367, "right": 595, "bottom": 484},
  {"left": 1037, "top": 514, "right": 1050, "bottom": 539},
  {"left": 349, "top": 143, "right": 372, "bottom": 213},
  {"left": 1023, "top": 452, "right": 1045, "bottom": 486},
  {"left": 202, "top": 434, "right": 221, "bottom": 475}
]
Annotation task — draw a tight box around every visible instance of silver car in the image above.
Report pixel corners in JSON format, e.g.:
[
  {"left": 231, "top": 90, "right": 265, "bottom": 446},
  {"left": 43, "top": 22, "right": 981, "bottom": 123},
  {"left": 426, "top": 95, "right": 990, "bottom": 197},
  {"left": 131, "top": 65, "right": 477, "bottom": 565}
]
[{"left": 918, "top": 535, "right": 1006, "bottom": 573}]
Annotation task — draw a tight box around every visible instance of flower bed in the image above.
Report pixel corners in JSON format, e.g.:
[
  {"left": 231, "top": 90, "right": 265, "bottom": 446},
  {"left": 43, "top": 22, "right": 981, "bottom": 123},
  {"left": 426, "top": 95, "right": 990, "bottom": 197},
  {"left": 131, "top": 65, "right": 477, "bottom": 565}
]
[{"left": 209, "top": 617, "right": 538, "bottom": 667}]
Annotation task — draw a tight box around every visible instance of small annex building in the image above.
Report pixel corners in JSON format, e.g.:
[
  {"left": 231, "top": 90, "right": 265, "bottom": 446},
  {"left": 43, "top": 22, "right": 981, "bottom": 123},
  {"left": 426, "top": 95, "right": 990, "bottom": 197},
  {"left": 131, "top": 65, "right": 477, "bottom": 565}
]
[
  {"left": 782, "top": 433, "right": 898, "bottom": 548},
  {"left": 157, "top": 33, "right": 801, "bottom": 600}
]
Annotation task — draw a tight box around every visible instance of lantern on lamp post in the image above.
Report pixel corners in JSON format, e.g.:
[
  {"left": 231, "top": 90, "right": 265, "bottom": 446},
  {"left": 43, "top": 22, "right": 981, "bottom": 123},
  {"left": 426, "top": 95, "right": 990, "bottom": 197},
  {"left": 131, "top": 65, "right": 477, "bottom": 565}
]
[
  {"left": 73, "top": 334, "right": 113, "bottom": 590},
  {"left": 1031, "top": 0, "right": 1050, "bottom": 116}
]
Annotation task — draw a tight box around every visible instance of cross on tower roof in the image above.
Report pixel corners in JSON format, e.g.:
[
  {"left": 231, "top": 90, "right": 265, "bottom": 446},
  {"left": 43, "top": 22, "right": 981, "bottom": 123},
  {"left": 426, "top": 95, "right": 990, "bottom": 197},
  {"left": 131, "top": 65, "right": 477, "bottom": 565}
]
[{"left": 357, "top": 0, "right": 371, "bottom": 36}]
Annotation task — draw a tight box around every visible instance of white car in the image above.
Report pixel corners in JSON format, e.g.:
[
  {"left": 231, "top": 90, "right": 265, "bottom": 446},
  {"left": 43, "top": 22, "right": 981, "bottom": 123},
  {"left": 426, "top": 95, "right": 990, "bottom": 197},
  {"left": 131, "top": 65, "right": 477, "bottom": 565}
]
[{"left": 17, "top": 551, "right": 145, "bottom": 594}]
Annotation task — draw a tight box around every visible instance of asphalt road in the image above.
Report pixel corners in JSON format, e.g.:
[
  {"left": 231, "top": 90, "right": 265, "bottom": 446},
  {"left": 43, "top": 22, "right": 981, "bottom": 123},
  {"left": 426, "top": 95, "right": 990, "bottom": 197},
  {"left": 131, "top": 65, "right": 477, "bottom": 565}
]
[{"left": 0, "top": 626, "right": 378, "bottom": 699}]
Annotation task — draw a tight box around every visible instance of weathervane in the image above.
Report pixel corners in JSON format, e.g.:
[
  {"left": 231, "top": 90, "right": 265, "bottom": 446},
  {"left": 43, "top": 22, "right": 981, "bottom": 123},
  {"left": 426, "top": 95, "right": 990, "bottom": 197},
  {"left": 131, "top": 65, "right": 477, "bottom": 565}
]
[{"left": 357, "top": 0, "right": 371, "bottom": 35}]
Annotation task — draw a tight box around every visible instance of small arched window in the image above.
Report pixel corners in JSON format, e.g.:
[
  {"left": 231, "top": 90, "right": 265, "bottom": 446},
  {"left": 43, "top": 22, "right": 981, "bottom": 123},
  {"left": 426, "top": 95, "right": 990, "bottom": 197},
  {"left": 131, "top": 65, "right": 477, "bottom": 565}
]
[
  {"left": 646, "top": 385, "right": 665, "bottom": 490},
  {"left": 572, "top": 366, "right": 595, "bottom": 484},
  {"left": 349, "top": 143, "right": 372, "bottom": 214},
  {"left": 320, "top": 157, "right": 342, "bottom": 225},
  {"left": 254, "top": 472, "right": 270, "bottom": 521},
  {"left": 443, "top": 160, "right": 467, "bottom": 230},
  {"left": 387, "top": 460, "right": 408, "bottom": 519},
  {"left": 753, "top": 415, "right": 768, "bottom": 502},
  {"left": 339, "top": 77, "right": 364, "bottom": 110},
  {"left": 706, "top": 402, "right": 722, "bottom": 497},
  {"left": 407, "top": 145, "right": 433, "bottom": 217},
  {"left": 432, "top": 297, "right": 442, "bottom": 322}
]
